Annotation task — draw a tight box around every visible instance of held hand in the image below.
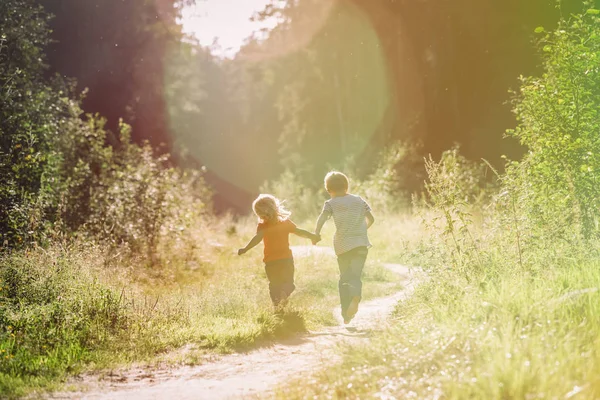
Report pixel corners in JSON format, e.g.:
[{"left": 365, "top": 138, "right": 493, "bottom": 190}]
[
  {"left": 238, "top": 248, "right": 246, "bottom": 256},
  {"left": 311, "top": 234, "right": 321, "bottom": 245}
]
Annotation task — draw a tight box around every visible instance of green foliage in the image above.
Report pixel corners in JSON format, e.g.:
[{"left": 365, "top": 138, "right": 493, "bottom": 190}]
[
  {"left": 507, "top": 4, "right": 600, "bottom": 239},
  {"left": 272, "top": 8, "right": 600, "bottom": 399},
  {"left": 261, "top": 141, "right": 424, "bottom": 223},
  {"left": 260, "top": 169, "right": 325, "bottom": 222},
  {"left": 0, "top": 245, "right": 131, "bottom": 394},
  {"left": 351, "top": 141, "right": 424, "bottom": 214},
  {"left": 269, "top": 1, "right": 392, "bottom": 178},
  {"left": 54, "top": 112, "right": 209, "bottom": 258},
  {"left": 42, "top": 0, "right": 192, "bottom": 150},
  {"left": 422, "top": 146, "right": 493, "bottom": 273},
  {"left": 0, "top": 0, "right": 210, "bottom": 256},
  {"left": 0, "top": 0, "right": 71, "bottom": 248},
  {"left": 273, "top": 254, "right": 600, "bottom": 400},
  {"left": 425, "top": 146, "right": 491, "bottom": 209}
]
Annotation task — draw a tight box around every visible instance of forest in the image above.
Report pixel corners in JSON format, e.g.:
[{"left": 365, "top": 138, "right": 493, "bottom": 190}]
[
  {"left": 39, "top": 0, "right": 584, "bottom": 209},
  {"left": 2, "top": 0, "right": 600, "bottom": 398}
]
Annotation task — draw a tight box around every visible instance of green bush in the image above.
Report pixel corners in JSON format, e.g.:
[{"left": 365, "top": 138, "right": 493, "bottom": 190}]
[
  {"left": 54, "top": 114, "right": 210, "bottom": 258},
  {"left": 351, "top": 141, "right": 425, "bottom": 214},
  {"left": 0, "top": 245, "right": 130, "bottom": 393},
  {"left": 421, "top": 146, "right": 495, "bottom": 274},
  {"left": 0, "top": 0, "right": 71, "bottom": 248},
  {"left": 506, "top": 4, "right": 600, "bottom": 240},
  {"left": 0, "top": 0, "right": 211, "bottom": 256}
]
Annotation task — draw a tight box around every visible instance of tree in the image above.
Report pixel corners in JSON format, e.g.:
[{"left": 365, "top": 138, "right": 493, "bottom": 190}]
[
  {"left": 41, "top": 0, "right": 192, "bottom": 149},
  {"left": 0, "top": 0, "right": 70, "bottom": 247}
]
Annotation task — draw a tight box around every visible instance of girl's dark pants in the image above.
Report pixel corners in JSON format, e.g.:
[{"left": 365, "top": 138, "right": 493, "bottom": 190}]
[
  {"left": 337, "top": 246, "right": 368, "bottom": 317},
  {"left": 264, "top": 258, "right": 295, "bottom": 306}
]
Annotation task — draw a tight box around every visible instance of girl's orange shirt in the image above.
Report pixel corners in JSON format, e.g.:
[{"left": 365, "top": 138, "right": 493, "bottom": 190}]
[{"left": 257, "top": 219, "right": 296, "bottom": 263}]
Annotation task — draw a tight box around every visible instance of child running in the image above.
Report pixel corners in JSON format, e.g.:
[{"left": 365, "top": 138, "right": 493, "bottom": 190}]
[
  {"left": 315, "top": 171, "right": 375, "bottom": 324},
  {"left": 238, "top": 194, "right": 320, "bottom": 308}
]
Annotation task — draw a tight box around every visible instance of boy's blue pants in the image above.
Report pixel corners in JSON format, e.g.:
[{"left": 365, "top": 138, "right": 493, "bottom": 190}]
[{"left": 337, "top": 246, "right": 368, "bottom": 318}]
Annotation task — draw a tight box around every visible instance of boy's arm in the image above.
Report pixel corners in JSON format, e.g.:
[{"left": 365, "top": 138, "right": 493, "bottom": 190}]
[
  {"left": 366, "top": 211, "right": 375, "bottom": 229},
  {"left": 315, "top": 211, "right": 329, "bottom": 236},
  {"left": 238, "top": 231, "right": 264, "bottom": 255}
]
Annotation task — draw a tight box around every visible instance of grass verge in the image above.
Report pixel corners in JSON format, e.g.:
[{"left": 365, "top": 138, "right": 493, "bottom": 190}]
[
  {"left": 269, "top": 217, "right": 600, "bottom": 399},
  {"left": 0, "top": 217, "right": 399, "bottom": 398}
]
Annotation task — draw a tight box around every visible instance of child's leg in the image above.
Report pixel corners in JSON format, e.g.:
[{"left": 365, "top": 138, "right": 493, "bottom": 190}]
[
  {"left": 277, "top": 258, "right": 296, "bottom": 305},
  {"left": 337, "top": 247, "right": 368, "bottom": 319},
  {"left": 281, "top": 259, "right": 296, "bottom": 300},
  {"left": 265, "top": 259, "right": 295, "bottom": 306},
  {"left": 265, "top": 262, "right": 282, "bottom": 305},
  {"left": 337, "top": 278, "right": 351, "bottom": 318},
  {"left": 337, "top": 252, "right": 353, "bottom": 318},
  {"left": 346, "top": 247, "right": 368, "bottom": 300}
]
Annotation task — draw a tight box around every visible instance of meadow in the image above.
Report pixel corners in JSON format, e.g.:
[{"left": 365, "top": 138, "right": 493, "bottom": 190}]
[
  {"left": 270, "top": 213, "right": 600, "bottom": 399},
  {"left": 0, "top": 213, "right": 400, "bottom": 398}
]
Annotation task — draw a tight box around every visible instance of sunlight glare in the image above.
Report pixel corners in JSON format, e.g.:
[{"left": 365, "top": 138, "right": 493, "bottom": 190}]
[{"left": 181, "top": 0, "right": 281, "bottom": 58}]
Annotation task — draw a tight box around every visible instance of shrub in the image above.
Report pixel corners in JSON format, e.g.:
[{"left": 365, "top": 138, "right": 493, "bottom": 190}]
[
  {"left": 0, "top": 0, "right": 71, "bottom": 248},
  {"left": 421, "top": 146, "right": 494, "bottom": 273},
  {"left": 0, "top": 1, "right": 211, "bottom": 256},
  {"left": 0, "top": 245, "right": 130, "bottom": 386},
  {"left": 351, "top": 141, "right": 424, "bottom": 214},
  {"left": 75, "top": 120, "right": 210, "bottom": 259},
  {"left": 506, "top": 4, "right": 600, "bottom": 240}
]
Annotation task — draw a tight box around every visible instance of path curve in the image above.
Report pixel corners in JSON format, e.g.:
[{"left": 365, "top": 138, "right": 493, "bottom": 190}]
[{"left": 50, "top": 246, "right": 420, "bottom": 400}]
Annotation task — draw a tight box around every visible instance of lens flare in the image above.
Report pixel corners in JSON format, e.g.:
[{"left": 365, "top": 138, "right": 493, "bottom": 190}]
[{"left": 165, "top": 0, "right": 424, "bottom": 206}]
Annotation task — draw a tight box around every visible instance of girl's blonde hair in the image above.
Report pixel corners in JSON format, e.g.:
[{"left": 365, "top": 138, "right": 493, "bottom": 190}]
[{"left": 252, "top": 194, "right": 291, "bottom": 223}]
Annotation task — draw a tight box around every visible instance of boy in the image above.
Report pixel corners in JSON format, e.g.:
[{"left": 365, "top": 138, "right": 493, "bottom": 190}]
[{"left": 315, "top": 171, "right": 375, "bottom": 324}]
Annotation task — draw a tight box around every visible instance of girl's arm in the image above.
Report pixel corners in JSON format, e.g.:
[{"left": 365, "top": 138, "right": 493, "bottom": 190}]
[
  {"left": 366, "top": 211, "right": 375, "bottom": 229},
  {"left": 294, "top": 227, "right": 321, "bottom": 244},
  {"left": 238, "top": 231, "right": 264, "bottom": 255}
]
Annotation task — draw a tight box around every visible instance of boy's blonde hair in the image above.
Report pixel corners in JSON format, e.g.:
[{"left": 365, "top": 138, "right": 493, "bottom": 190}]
[
  {"left": 252, "top": 194, "right": 291, "bottom": 222},
  {"left": 324, "top": 171, "right": 349, "bottom": 193}
]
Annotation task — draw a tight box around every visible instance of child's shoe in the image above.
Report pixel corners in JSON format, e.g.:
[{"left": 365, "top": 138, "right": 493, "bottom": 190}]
[
  {"left": 346, "top": 296, "right": 361, "bottom": 320},
  {"left": 342, "top": 310, "right": 351, "bottom": 324}
]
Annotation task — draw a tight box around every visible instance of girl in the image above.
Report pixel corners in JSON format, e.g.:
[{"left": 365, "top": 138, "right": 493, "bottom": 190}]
[{"left": 238, "top": 194, "right": 320, "bottom": 307}]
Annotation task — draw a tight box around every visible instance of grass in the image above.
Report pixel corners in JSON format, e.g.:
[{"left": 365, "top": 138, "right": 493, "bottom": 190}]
[
  {"left": 6, "top": 210, "right": 599, "bottom": 399},
  {"left": 267, "top": 214, "right": 600, "bottom": 399},
  {"left": 0, "top": 215, "right": 400, "bottom": 398}
]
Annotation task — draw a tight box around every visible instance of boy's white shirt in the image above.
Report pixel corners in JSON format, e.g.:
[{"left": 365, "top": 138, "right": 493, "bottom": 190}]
[{"left": 319, "top": 194, "right": 372, "bottom": 255}]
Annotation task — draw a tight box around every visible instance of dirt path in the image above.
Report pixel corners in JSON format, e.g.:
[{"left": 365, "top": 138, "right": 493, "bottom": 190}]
[{"left": 50, "top": 246, "right": 419, "bottom": 400}]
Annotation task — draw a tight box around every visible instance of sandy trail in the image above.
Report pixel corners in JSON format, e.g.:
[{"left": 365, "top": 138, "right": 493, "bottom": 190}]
[{"left": 50, "top": 246, "right": 419, "bottom": 400}]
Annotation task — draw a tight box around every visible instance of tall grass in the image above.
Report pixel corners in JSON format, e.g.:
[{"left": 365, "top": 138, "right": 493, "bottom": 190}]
[
  {"left": 270, "top": 239, "right": 600, "bottom": 399},
  {"left": 267, "top": 143, "right": 600, "bottom": 399},
  {"left": 0, "top": 214, "right": 399, "bottom": 398}
]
